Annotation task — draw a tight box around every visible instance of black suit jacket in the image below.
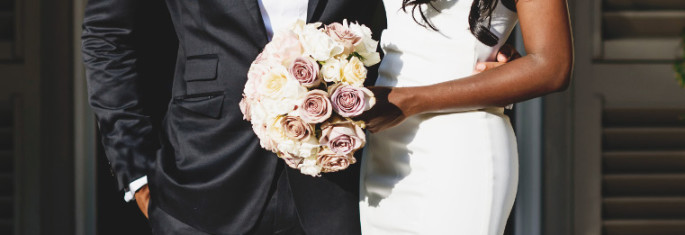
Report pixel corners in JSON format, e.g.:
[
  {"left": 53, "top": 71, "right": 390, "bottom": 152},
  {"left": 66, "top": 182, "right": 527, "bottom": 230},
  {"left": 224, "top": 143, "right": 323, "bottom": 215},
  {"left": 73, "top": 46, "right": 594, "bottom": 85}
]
[{"left": 82, "top": 0, "right": 385, "bottom": 234}]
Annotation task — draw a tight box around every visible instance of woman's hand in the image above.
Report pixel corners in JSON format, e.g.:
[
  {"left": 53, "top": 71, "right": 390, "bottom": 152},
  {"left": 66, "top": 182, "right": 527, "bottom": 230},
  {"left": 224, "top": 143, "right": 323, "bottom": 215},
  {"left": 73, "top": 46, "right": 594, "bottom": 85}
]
[
  {"left": 358, "top": 86, "right": 416, "bottom": 133},
  {"left": 474, "top": 44, "right": 522, "bottom": 74}
]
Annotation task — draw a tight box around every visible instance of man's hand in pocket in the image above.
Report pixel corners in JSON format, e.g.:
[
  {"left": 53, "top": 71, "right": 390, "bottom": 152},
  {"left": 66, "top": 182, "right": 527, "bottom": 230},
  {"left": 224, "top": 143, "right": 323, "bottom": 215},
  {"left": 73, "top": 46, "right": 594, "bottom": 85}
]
[{"left": 135, "top": 184, "right": 150, "bottom": 219}]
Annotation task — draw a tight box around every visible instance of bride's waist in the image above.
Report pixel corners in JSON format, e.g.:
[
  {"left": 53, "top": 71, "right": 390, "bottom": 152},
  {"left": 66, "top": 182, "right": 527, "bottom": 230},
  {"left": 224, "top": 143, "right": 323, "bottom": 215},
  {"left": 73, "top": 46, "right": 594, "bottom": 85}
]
[
  {"left": 367, "top": 108, "right": 511, "bottom": 146},
  {"left": 377, "top": 52, "right": 477, "bottom": 87},
  {"left": 402, "top": 108, "right": 509, "bottom": 125}
]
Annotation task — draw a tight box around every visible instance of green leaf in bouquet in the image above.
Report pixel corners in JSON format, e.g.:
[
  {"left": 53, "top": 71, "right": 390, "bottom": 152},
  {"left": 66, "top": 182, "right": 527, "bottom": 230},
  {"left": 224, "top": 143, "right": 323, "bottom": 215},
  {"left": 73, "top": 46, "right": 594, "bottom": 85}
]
[{"left": 347, "top": 52, "right": 363, "bottom": 61}]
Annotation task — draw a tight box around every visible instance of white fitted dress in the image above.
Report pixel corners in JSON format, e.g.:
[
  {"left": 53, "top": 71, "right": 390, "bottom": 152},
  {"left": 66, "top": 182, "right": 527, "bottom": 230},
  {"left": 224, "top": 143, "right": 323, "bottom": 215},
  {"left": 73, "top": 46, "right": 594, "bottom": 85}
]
[{"left": 359, "top": 0, "right": 519, "bottom": 234}]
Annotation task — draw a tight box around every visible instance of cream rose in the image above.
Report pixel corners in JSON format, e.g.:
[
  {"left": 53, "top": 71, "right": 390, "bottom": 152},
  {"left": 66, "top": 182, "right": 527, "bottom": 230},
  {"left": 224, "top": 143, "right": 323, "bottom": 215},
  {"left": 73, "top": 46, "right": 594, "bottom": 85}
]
[
  {"left": 258, "top": 66, "right": 307, "bottom": 115},
  {"left": 259, "top": 66, "right": 290, "bottom": 98},
  {"left": 342, "top": 56, "right": 367, "bottom": 86},
  {"left": 321, "top": 59, "right": 345, "bottom": 83}
]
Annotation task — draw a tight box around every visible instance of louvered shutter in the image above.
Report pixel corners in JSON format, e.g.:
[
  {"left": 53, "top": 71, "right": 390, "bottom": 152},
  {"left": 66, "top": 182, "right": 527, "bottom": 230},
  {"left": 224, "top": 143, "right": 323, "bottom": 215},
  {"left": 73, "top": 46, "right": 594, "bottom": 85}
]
[
  {"left": 0, "top": 0, "right": 17, "bottom": 59},
  {"left": 602, "top": 108, "right": 685, "bottom": 235},
  {"left": 601, "top": 0, "right": 685, "bottom": 60},
  {"left": 0, "top": 100, "right": 14, "bottom": 235}
]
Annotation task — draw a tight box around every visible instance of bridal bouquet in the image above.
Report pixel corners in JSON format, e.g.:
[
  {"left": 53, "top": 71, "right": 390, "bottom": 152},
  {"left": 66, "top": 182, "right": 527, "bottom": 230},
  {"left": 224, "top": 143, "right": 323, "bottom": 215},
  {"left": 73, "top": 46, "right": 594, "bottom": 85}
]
[{"left": 239, "top": 20, "right": 381, "bottom": 176}]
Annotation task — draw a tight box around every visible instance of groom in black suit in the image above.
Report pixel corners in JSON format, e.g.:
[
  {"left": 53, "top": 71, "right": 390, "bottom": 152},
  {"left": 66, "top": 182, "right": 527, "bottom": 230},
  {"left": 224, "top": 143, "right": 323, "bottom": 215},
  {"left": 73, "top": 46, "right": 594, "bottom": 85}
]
[{"left": 82, "top": 0, "right": 385, "bottom": 234}]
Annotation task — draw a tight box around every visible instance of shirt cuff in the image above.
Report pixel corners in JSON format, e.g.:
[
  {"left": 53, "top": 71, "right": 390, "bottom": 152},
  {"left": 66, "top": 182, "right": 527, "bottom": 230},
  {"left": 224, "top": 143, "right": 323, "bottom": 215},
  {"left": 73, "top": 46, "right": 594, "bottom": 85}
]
[{"left": 123, "top": 176, "right": 148, "bottom": 202}]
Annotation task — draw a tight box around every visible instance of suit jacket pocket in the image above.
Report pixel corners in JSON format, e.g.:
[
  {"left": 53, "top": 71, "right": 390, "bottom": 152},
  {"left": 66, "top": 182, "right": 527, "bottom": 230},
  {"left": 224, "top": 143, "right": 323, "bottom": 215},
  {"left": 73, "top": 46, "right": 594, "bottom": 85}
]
[
  {"left": 184, "top": 54, "right": 222, "bottom": 95},
  {"left": 173, "top": 92, "right": 224, "bottom": 119}
]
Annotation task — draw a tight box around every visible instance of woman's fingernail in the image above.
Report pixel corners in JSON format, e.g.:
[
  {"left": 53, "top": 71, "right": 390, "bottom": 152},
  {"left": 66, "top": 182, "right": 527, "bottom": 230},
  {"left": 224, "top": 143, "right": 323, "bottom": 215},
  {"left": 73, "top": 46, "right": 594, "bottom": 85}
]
[
  {"left": 498, "top": 54, "right": 507, "bottom": 62},
  {"left": 476, "top": 64, "right": 486, "bottom": 71}
]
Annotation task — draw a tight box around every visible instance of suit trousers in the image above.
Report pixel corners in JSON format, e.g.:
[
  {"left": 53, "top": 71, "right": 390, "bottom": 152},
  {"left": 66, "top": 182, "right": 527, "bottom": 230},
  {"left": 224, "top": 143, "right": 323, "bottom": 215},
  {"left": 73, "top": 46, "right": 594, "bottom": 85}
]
[{"left": 148, "top": 164, "right": 305, "bottom": 235}]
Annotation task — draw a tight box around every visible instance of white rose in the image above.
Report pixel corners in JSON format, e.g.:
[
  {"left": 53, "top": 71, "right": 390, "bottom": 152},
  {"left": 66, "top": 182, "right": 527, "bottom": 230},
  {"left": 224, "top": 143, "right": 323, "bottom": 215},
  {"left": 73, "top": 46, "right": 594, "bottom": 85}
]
[
  {"left": 277, "top": 139, "right": 298, "bottom": 155},
  {"left": 321, "top": 58, "right": 345, "bottom": 83},
  {"left": 280, "top": 78, "right": 308, "bottom": 110},
  {"left": 299, "top": 157, "right": 322, "bottom": 176},
  {"left": 252, "top": 122, "right": 276, "bottom": 151},
  {"left": 290, "top": 20, "right": 320, "bottom": 36},
  {"left": 300, "top": 27, "right": 344, "bottom": 61},
  {"left": 297, "top": 137, "right": 320, "bottom": 158},
  {"left": 347, "top": 22, "right": 380, "bottom": 66},
  {"left": 359, "top": 51, "right": 381, "bottom": 67},
  {"left": 249, "top": 101, "right": 269, "bottom": 125},
  {"left": 348, "top": 22, "right": 378, "bottom": 55},
  {"left": 342, "top": 56, "right": 367, "bottom": 86},
  {"left": 261, "top": 98, "right": 294, "bottom": 117}
]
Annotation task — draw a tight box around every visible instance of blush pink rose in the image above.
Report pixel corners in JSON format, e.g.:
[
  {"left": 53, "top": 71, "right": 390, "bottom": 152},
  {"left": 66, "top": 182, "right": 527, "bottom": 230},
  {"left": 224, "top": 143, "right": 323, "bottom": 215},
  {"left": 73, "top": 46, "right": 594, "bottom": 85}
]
[
  {"left": 239, "top": 96, "right": 251, "bottom": 121},
  {"left": 319, "top": 120, "right": 366, "bottom": 155},
  {"left": 265, "top": 30, "right": 302, "bottom": 64},
  {"left": 325, "top": 22, "right": 362, "bottom": 54},
  {"left": 281, "top": 116, "right": 313, "bottom": 141},
  {"left": 289, "top": 56, "right": 321, "bottom": 87},
  {"left": 253, "top": 123, "right": 276, "bottom": 151},
  {"left": 330, "top": 85, "right": 375, "bottom": 117},
  {"left": 253, "top": 50, "right": 269, "bottom": 65},
  {"left": 300, "top": 90, "right": 332, "bottom": 124},
  {"left": 317, "top": 149, "right": 356, "bottom": 173}
]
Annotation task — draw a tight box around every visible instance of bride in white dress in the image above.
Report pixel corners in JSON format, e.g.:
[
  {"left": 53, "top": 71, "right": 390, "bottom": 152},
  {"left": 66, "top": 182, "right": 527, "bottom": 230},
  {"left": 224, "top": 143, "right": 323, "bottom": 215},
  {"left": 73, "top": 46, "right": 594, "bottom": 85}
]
[{"left": 358, "top": 0, "right": 573, "bottom": 234}]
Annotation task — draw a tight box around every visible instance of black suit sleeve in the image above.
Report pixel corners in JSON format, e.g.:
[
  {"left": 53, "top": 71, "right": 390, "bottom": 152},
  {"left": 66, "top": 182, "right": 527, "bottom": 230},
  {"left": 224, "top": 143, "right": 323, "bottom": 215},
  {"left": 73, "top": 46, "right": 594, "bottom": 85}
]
[{"left": 81, "top": 0, "right": 159, "bottom": 191}]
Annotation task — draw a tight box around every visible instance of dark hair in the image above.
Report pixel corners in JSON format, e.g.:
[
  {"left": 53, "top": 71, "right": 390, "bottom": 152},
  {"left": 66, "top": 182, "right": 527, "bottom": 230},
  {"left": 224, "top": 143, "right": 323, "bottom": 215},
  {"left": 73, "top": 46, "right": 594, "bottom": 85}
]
[{"left": 402, "top": 0, "right": 517, "bottom": 47}]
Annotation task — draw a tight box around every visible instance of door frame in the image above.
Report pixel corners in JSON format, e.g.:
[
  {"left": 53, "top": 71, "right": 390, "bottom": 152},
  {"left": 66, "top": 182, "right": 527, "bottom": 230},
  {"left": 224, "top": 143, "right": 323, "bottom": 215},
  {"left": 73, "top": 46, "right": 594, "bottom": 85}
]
[{"left": 72, "top": 0, "right": 97, "bottom": 234}]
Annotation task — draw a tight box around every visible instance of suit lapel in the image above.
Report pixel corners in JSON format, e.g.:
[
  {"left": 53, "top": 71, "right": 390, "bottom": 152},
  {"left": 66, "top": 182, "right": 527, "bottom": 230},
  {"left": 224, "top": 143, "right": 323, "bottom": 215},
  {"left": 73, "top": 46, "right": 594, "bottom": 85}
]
[
  {"left": 241, "top": 0, "right": 269, "bottom": 45},
  {"left": 307, "top": 0, "right": 323, "bottom": 23}
]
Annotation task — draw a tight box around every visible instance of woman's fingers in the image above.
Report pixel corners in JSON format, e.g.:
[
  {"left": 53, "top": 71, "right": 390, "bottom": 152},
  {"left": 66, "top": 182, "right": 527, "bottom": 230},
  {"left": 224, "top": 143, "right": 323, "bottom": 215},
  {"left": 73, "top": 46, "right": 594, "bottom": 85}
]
[
  {"left": 497, "top": 43, "right": 522, "bottom": 62},
  {"left": 474, "top": 62, "right": 504, "bottom": 74}
]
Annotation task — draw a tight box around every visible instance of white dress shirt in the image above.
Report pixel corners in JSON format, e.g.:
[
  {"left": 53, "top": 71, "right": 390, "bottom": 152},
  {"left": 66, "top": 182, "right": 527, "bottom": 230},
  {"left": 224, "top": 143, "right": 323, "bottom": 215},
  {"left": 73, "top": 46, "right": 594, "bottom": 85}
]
[
  {"left": 258, "top": 0, "right": 309, "bottom": 39},
  {"left": 124, "top": 0, "right": 309, "bottom": 202}
]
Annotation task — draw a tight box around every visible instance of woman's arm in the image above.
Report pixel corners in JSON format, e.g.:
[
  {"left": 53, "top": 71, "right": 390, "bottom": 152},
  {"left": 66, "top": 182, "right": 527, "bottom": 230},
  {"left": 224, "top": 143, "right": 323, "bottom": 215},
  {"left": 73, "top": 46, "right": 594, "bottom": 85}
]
[{"left": 361, "top": 0, "right": 574, "bottom": 133}]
